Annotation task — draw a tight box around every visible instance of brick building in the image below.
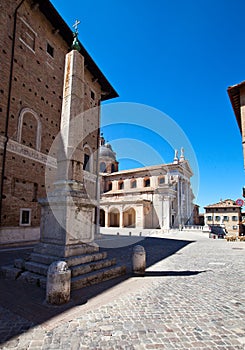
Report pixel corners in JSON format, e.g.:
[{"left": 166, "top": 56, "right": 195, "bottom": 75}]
[{"left": 0, "top": 0, "right": 117, "bottom": 245}]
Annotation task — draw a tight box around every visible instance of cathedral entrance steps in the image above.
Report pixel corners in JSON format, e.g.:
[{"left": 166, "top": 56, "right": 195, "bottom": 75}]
[{"left": 71, "top": 265, "right": 127, "bottom": 290}]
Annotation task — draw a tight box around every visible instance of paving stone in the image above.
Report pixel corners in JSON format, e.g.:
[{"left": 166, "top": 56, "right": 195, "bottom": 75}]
[{"left": 0, "top": 231, "right": 245, "bottom": 349}]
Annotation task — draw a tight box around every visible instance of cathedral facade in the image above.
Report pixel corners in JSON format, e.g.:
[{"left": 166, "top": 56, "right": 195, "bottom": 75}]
[{"left": 99, "top": 137, "right": 195, "bottom": 231}]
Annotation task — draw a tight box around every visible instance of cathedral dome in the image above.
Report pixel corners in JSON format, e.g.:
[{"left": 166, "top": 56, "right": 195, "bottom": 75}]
[{"left": 99, "top": 143, "right": 116, "bottom": 160}]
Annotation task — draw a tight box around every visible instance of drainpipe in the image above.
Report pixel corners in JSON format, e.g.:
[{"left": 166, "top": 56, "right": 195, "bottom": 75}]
[{"left": 0, "top": 0, "right": 25, "bottom": 225}]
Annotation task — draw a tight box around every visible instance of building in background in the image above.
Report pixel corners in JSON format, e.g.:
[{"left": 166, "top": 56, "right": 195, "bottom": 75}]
[
  {"left": 227, "top": 81, "right": 245, "bottom": 199},
  {"left": 204, "top": 199, "right": 242, "bottom": 236},
  {"left": 99, "top": 136, "right": 195, "bottom": 231},
  {"left": 0, "top": 0, "right": 117, "bottom": 246},
  {"left": 227, "top": 81, "right": 245, "bottom": 167}
]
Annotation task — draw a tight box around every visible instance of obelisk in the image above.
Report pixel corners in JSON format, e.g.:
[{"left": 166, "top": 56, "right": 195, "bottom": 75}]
[{"left": 37, "top": 27, "right": 98, "bottom": 258}]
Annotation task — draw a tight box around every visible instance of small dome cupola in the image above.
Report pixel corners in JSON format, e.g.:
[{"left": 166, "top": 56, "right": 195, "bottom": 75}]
[{"left": 99, "top": 133, "right": 118, "bottom": 173}]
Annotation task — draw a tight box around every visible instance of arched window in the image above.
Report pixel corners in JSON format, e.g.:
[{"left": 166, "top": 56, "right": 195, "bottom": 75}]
[
  {"left": 158, "top": 176, "right": 165, "bottom": 185},
  {"left": 100, "top": 162, "right": 106, "bottom": 173},
  {"left": 109, "top": 208, "right": 120, "bottom": 227},
  {"left": 17, "top": 108, "right": 41, "bottom": 151},
  {"left": 131, "top": 179, "right": 137, "bottom": 188},
  {"left": 99, "top": 209, "right": 105, "bottom": 227},
  {"left": 111, "top": 163, "right": 115, "bottom": 173},
  {"left": 83, "top": 144, "right": 93, "bottom": 172},
  {"left": 123, "top": 207, "right": 136, "bottom": 228},
  {"left": 144, "top": 177, "right": 150, "bottom": 187},
  {"left": 118, "top": 181, "right": 124, "bottom": 190}
]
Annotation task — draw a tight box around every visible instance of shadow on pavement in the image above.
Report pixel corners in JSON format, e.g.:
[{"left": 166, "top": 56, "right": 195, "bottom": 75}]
[
  {"left": 143, "top": 270, "right": 207, "bottom": 277},
  {"left": 0, "top": 236, "right": 194, "bottom": 344}
]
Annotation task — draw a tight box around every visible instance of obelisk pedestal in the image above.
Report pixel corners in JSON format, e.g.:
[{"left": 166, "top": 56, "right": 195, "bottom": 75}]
[{"left": 8, "top": 49, "right": 126, "bottom": 289}]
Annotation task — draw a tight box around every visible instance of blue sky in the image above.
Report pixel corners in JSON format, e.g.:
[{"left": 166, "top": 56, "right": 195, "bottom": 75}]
[{"left": 51, "top": 0, "right": 245, "bottom": 211}]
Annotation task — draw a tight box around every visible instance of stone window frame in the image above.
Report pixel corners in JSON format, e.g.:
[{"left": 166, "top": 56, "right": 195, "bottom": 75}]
[
  {"left": 223, "top": 216, "right": 229, "bottom": 222},
  {"left": 99, "top": 161, "right": 106, "bottom": 173},
  {"left": 144, "top": 177, "right": 150, "bottom": 187},
  {"left": 232, "top": 216, "right": 238, "bottom": 221},
  {"left": 232, "top": 225, "right": 238, "bottom": 230},
  {"left": 130, "top": 179, "right": 137, "bottom": 189},
  {"left": 108, "top": 181, "right": 112, "bottom": 191},
  {"left": 17, "top": 107, "right": 42, "bottom": 151},
  {"left": 158, "top": 176, "right": 165, "bottom": 185},
  {"left": 19, "top": 17, "right": 37, "bottom": 53},
  {"left": 215, "top": 215, "right": 220, "bottom": 222},
  {"left": 19, "top": 208, "right": 31, "bottom": 226},
  {"left": 207, "top": 216, "right": 212, "bottom": 221},
  {"left": 118, "top": 180, "right": 124, "bottom": 190}
]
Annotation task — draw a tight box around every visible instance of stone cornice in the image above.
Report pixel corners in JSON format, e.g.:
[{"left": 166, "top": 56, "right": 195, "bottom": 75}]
[{"left": 0, "top": 136, "right": 57, "bottom": 168}]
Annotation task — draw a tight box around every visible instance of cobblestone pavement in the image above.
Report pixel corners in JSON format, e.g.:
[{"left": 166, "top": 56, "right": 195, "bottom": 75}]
[{"left": 0, "top": 231, "right": 245, "bottom": 349}]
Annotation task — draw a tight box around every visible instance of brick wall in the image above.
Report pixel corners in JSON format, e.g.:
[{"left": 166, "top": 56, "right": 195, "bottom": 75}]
[{"left": 0, "top": 0, "right": 102, "bottom": 228}]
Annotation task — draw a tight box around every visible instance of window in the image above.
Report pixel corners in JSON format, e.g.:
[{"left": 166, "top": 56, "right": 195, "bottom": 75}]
[
  {"left": 131, "top": 179, "right": 137, "bottom": 188},
  {"left": 47, "top": 43, "right": 54, "bottom": 57},
  {"left": 91, "top": 90, "right": 95, "bottom": 100},
  {"left": 223, "top": 216, "right": 229, "bottom": 221},
  {"left": 83, "top": 154, "right": 90, "bottom": 171},
  {"left": 233, "top": 225, "right": 238, "bottom": 230},
  {"left": 108, "top": 182, "right": 112, "bottom": 191},
  {"left": 232, "top": 216, "right": 238, "bottom": 221},
  {"left": 158, "top": 176, "right": 165, "bottom": 185},
  {"left": 100, "top": 162, "right": 106, "bottom": 173},
  {"left": 215, "top": 216, "right": 220, "bottom": 222},
  {"left": 111, "top": 163, "right": 115, "bottom": 173},
  {"left": 118, "top": 181, "right": 124, "bottom": 190},
  {"left": 144, "top": 178, "right": 150, "bottom": 187},
  {"left": 20, "top": 209, "right": 31, "bottom": 226},
  {"left": 83, "top": 145, "right": 92, "bottom": 172},
  {"left": 207, "top": 216, "right": 212, "bottom": 221},
  {"left": 19, "top": 18, "right": 36, "bottom": 52},
  {"left": 17, "top": 108, "right": 41, "bottom": 151}
]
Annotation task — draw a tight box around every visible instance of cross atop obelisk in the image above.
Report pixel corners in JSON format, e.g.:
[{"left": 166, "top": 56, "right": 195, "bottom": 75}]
[
  {"left": 71, "top": 19, "right": 81, "bottom": 51},
  {"left": 72, "top": 19, "right": 80, "bottom": 34}
]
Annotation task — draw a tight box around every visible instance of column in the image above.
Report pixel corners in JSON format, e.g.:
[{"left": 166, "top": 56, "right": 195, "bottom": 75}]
[
  {"left": 105, "top": 208, "right": 109, "bottom": 228},
  {"left": 119, "top": 206, "right": 123, "bottom": 228}
]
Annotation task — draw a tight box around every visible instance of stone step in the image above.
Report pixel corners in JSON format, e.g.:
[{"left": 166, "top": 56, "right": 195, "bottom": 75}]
[
  {"left": 71, "top": 265, "right": 127, "bottom": 290},
  {"left": 29, "top": 251, "right": 108, "bottom": 267},
  {"left": 71, "top": 258, "right": 116, "bottom": 277},
  {"left": 17, "top": 271, "right": 47, "bottom": 289},
  {"left": 66, "top": 251, "right": 108, "bottom": 267},
  {"left": 24, "top": 261, "right": 48, "bottom": 276},
  {"left": 33, "top": 242, "right": 99, "bottom": 257}
]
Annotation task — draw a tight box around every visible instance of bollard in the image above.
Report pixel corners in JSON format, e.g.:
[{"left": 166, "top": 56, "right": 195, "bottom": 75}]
[
  {"left": 132, "top": 245, "right": 146, "bottom": 275},
  {"left": 46, "top": 261, "right": 71, "bottom": 305}
]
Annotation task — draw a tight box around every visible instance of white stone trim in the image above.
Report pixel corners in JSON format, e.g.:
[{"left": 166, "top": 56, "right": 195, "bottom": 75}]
[
  {"left": 0, "top": 136, "right": 56, "bottom": 167},
  {"left": 19, "top": 208, "right": 31, "bottom": 226},
  {"left": 17, "top": 107, "right": 42, "bottom": 151}
]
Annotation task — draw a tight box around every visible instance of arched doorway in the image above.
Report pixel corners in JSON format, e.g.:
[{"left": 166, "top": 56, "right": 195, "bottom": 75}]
[
  {"left": 123, "top": 208, "right": 136, "bottom": 228},
  {"left": 100, "top": 209, "right": 105, "bottom": 227},
  {"left": 109, "top": 208, "right": 120, "bottom": 227}
]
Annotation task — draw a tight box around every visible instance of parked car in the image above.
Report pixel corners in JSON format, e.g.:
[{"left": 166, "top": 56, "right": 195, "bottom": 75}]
[{"left": 209, "top": 225, "right": 226, "bottom": 239}]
